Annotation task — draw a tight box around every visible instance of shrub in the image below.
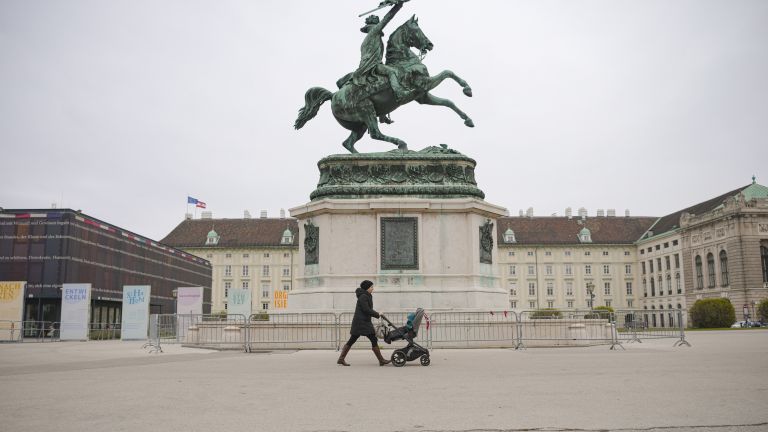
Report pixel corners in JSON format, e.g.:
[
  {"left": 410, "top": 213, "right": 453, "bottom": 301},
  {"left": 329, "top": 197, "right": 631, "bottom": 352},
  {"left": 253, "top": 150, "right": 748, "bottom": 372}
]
[
  {"left": 759, "top": 299, "right": 768, "bottom": 322},
  {"left": 585, "top": 306, "right": 614, "bottom": 320},
  {"left": 689, "top": 298, "right": 736, "bottom": 328},
  {"left": 530, "top": 309, "right": 562, "bottom": 319}
]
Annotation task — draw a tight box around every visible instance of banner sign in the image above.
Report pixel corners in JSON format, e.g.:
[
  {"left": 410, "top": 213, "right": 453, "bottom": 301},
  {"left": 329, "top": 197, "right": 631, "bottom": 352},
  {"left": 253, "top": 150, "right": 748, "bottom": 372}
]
[
  {"left": 273, "top": 291, "right": 288, "bottom": 309},
  {"left": 227, "top": 288, "right": 252, "bottom": 317},
  {"left": 60, "top": 283, "right": 91, "bottom": 341},
  {"left": 176, "top": 287, "right": 204, "bottom": 315},
  {"left": 0, "top": 281, "right": 26, "bottom": 322},
  {"left": 121, "top": 285, "right": 151, "bottom": 340}
]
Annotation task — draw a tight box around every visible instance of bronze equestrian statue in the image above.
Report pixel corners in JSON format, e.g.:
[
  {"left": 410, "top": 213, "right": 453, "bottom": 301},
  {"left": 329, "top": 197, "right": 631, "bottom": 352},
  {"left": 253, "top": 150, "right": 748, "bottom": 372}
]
[{"left": 294, "top": 0, "right": 475, "bottom": 153}]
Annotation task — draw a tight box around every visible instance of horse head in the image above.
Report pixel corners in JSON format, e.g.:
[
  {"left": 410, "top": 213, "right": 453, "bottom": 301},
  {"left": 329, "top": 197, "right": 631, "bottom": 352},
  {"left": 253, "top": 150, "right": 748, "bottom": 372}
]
[
  {"left": 405, "top": 15, "right": 433, "bottom": 56},
  {"left": 388, "top": 15, "right": 433, "bottom": 63}
]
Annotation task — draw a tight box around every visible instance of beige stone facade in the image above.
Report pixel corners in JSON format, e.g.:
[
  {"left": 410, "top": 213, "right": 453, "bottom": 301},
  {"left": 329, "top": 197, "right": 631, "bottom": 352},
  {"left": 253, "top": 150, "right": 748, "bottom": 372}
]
[{"left": 636, "top": 232, "right": 687, "bottom": 327}]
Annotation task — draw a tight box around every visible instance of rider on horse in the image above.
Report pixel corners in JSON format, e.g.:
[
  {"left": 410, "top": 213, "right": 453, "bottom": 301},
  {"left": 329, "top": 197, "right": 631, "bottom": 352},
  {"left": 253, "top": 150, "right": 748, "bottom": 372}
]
[{"left": 339, "top": 0, "right": 410, "bottom": 123}]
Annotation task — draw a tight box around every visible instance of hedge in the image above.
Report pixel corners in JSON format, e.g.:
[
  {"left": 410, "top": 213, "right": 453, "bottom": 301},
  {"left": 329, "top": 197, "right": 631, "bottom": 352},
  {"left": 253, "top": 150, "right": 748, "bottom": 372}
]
[{"left": 689, "top": 298, "right": 736, "bottom": 328}]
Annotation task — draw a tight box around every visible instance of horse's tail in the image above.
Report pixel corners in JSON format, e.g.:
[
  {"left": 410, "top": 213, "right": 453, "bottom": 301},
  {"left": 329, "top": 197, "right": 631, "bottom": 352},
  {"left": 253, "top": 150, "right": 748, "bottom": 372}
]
[{"left": 294, "top": 87, "right": 333, "bottom": 130}]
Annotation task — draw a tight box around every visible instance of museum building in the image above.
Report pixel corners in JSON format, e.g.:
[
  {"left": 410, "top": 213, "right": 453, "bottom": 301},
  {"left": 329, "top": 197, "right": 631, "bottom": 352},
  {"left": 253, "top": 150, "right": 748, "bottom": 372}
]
[{"left": 0, "top": 208, "right": 212, "bottom": 323}]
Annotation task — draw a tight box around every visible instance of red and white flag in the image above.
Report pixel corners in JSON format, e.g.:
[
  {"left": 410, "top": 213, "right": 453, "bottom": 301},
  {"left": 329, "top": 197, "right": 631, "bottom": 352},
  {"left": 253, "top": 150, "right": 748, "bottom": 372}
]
[{"left": 196, "top": 201, "right": 207, "bottom": 209}]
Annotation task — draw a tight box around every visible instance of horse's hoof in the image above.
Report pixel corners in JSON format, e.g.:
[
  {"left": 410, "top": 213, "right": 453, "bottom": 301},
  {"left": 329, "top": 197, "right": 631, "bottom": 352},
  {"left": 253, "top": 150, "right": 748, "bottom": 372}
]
[
  {"left": 463, "top": 87, "right": 473, "bottom": 97},
  {"left": 343, "top": 144, "right": 359, "bottom": 154},
  {"left": 464, "top": 119, "right": 475, "bottom": 128}
]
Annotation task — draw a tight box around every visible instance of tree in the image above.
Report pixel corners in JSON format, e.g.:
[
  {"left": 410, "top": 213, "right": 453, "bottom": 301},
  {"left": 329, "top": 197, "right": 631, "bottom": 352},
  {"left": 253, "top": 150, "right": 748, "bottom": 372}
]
[
  {"left": 689, "top": 298, "right": 736, "bottom": 328},
  {"left": 758, "top": 299, "right": 768, "bottom": 322}
]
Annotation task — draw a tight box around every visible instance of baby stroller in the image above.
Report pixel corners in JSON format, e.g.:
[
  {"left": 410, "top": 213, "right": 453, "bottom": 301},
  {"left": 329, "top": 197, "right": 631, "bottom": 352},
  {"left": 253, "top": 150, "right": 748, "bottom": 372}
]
[{"left": 379, "top": 308, "right": 430, "bottom": 367}]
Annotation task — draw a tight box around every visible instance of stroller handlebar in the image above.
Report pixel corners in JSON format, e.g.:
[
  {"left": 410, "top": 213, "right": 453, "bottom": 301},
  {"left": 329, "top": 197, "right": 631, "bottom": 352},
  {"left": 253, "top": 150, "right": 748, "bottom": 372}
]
[{"left": 380, "top": 314, "right": 395, "bottom": 326}]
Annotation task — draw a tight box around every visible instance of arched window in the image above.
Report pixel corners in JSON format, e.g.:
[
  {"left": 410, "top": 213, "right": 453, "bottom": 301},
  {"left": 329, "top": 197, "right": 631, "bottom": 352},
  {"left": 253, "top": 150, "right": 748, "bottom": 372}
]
[
  {"left": 695, "top": 255, "right": 703, "bottom": 289},
  {"left": 706, "top": 253, "right": 715, "bottom": 288},
  {"left": 762, "top": 246, "right": 768, "bottom": 283},
  {"left": 719, "top": 250, "right": 729, "bottom": 286}
]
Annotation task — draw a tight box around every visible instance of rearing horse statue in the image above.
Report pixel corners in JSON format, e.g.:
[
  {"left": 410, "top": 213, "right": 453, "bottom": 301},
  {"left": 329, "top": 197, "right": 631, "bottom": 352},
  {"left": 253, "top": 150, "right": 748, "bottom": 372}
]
[{"left": 294, "top": 12, "right": 474, "bottom": 153}]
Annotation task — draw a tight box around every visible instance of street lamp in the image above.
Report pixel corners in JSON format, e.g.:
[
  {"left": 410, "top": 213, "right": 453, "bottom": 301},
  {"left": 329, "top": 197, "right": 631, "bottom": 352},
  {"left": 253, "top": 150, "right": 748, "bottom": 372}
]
[
  {"left": 586, "top": 282, "right": 595, "bottom": 311},
  {"left": 743, "top": 304, "right": 750, "bottom": 325}
]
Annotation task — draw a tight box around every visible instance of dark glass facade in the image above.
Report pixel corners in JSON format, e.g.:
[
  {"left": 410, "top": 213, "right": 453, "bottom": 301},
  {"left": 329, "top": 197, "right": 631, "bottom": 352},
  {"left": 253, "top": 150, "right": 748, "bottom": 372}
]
[{"left": 0, "top": 209, "right": 212, "bottom": 323}]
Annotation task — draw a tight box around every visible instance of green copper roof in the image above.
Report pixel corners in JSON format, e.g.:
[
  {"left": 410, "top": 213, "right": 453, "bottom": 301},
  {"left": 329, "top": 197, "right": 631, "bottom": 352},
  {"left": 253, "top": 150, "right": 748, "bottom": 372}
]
[
  {"left": 282, "top": 228, "right": 293, "bottom": 237},
  {"left": 207, "top": 229, "right": 218, "bottom": 238},
  {"left": 740, "top": 182, "right": 768, "bottom": 202},
  {"left": 579, "top": 227, "right": 591, "bottom": 235}
]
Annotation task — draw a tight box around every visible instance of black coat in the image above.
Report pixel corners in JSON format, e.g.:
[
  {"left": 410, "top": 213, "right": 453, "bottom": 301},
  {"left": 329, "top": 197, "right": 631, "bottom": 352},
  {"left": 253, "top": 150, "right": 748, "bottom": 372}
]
[{"left": 350, "top": 287, "right": 380, "bottom": 336}]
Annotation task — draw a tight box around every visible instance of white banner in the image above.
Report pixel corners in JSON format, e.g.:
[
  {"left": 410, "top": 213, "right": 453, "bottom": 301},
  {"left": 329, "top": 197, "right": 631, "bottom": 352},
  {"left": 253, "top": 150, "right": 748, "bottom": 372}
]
[
  {"left": 227, "top": 288, "right": 252, "bottom": 317},
  {"left": 0, "top": 281, "right": 26, "bottom": 322},
  {"left": 176, "top": 287, "right": 204, "bottom": 315},
  {"left": 60, "top": 283, "right": 91, "bottom": 341},
  {"left": 121, "top": 285, "right": 151, "bottom": 340}
]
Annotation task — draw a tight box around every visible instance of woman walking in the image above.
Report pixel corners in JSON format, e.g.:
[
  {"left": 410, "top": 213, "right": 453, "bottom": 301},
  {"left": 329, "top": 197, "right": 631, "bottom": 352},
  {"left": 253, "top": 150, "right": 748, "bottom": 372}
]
[{"left": 337, "top": 280, "right": 391, "bottom": 366}]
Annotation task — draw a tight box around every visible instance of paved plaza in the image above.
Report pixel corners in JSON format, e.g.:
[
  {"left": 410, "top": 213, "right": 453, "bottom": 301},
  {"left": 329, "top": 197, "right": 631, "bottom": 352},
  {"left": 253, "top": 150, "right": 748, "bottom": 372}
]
[{"left": 0, "top": 330, "right": 766, "bottom": 432}]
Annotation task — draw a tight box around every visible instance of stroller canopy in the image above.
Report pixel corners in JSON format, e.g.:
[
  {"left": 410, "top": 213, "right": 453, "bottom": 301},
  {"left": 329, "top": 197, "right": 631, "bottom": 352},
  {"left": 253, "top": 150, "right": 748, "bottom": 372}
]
[{"left": 407, "top": 308, "right": 425, "bottom": 336}]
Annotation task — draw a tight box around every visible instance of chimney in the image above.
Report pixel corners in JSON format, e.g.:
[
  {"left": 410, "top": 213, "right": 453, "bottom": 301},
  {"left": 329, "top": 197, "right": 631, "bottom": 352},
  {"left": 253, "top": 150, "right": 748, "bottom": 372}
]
[
  {"left": 607, "top": 209, "right": 616, "bottom": 217},
  {"left": 280, "top": 208, "right": 286, "bottom": 219},
  {"left": 526, "top": 207, "right": 534, "bottom": 218},
  {"left": 260, "top": 210, "right": 268, "bottom": 219},
  {"left": 244, "top": 210, "right": 252, "bottom": 219},
  {"left": 578, "top": 207, "right": 587, "bottom": 219},
  {"left": 201, "top": 211, "right": 213, "bottom": 219},
  {"left": 625, "top": 209, "right": 631, "bottom": 217},
  {"left": 565, "top": 207, "right": 572, "bottom": 219},
  {"left": 51, "top": 203, "right": 58, "bottom": 209},
  {"left": 597, "top": 209, "right": 605, "bottom": 217},
  {"left": 518, "top": 209, "right": 524, "bottom": 217},
  {"left": 184, "top": 213, "right": 193, "bottom": 220}
]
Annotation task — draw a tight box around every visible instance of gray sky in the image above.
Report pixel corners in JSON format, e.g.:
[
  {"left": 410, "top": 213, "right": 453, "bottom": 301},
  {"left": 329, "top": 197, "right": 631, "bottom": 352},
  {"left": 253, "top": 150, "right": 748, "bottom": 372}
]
[{"left": 1, "top": 0, "right": 767, "bottom": 240}]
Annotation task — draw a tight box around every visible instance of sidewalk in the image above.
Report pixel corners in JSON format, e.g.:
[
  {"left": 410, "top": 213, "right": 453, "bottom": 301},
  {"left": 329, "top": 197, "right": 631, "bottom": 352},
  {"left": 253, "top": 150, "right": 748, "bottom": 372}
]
[{"left": 1, "top": 330, "right": 766, "bottom": 432}]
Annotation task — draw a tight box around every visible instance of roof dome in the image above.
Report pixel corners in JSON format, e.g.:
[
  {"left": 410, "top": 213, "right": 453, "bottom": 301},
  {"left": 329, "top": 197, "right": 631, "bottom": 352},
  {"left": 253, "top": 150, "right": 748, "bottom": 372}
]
[
  {"left": 579, "top": 227, "right": 591, "bottom": 235},
  {"left": 207, "top": 229, "right": 218, "bottom": 238},
  {"left": 505, "top": 228, "right": 514, "bottom": 235},
  {"left": 282, "top": 228, "right": 293, "bottom": 237}
]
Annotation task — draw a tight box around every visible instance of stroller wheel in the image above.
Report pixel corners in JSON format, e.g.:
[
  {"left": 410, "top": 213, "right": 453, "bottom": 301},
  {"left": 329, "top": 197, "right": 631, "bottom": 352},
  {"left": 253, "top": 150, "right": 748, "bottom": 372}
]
[
  {"left": 420, "top": 355, "right": 430, "bottom": 366},
  {"left": 392, "top": 351, "right": 407, "bottom": 367}
]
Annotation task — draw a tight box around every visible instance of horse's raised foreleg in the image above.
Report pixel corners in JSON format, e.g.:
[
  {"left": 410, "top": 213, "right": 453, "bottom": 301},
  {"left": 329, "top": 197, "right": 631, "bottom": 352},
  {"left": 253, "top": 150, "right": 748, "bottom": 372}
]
[
  {"left": 416, "top": 93, "right": 474, "bottom": 128},
  {"left": 425, "top": 70, "right": 473, "bottom": 97},
  {"left": 363, "top": 111, "right": 408, "bottom": 150}
]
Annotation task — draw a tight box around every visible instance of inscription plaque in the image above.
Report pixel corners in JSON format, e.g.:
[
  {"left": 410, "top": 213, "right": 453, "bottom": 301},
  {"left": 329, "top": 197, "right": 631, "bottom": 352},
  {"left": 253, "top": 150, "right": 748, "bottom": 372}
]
[{"left": 381, "top": 217, "right": 418, "bottom": 270}]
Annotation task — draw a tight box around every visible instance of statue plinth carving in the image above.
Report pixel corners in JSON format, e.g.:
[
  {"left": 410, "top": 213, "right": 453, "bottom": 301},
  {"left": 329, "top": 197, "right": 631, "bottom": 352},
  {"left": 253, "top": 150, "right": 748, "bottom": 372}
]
[{"left": 310, "top": 146, "right": 484, "bottom": 201}]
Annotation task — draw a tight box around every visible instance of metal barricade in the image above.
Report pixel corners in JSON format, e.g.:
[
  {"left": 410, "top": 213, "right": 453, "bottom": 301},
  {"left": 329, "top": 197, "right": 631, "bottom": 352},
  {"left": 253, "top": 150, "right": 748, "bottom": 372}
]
[
  {"left": 246, "top": 313, "right": 338, "bottom": 352},
  {"left": 614, "top": 309, "right": 690, "bottom": 347},
  {"left": 428, "top": 311, "right": 517, "bottom": 349},
  {"left": 146, "top": 314, "right": 248, "bottom": 352},
  {"left": 20, "top": 321, "right": 60, "bottom": 342},
  {"left": 0, "top": 320, "right": 22, "bottom": 342},
  {"left": 517, "top": 310, "right": 619, "bottom": 350},
  {"left": 89, "top": 322, "right": 121, "bottom": 341}
]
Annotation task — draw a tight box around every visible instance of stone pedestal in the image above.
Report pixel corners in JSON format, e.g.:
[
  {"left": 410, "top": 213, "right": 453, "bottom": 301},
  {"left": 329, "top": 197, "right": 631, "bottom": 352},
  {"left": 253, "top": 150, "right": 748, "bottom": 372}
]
[{"left": 287, "top": 147, "right": 509, "bottom": 312}]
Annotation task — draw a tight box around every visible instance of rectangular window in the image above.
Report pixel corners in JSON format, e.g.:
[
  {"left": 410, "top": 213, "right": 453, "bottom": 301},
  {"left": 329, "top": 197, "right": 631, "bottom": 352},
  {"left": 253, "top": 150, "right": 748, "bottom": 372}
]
[
  {"left": 627, "top": 299, "right": 633, "bottom": 308},
  {"left": 641, "top": 249, "right": 645, "bottom": 255},
  {"left": 224, "top": 265, "right": 232, "bottom": 277},
  {"left": 262, "top": 303, "right": 269, "bottom": 311},
  {"left": 262, "top": 289, "right": 269, "bottom": 298},
  {"left": 546, "top": 282, "right": 554, "bottom": 296},
  {"left": 585, "top": 251, "right": 591, "bottom": 256},
  {"left": 565, "top": 251, "right": 571, "bottom": 257},
  {"left": 509, "top": 265, "right": 516, "bottom": 275},
  {"left": 603, "top": 265, "right": 610, "bottom": 275},
  {"left": 567, "top": 300, "right": 574, "bottom": 308},
  {"left": 546, "top": 265, "right": 553, "bottom": 276},
  {"left": 283, "top": 283, "right": 291, "bottom": 291},
  {"left": 527, "top": 251, "right": 534, "bottom": 257},
  {"left": 224, "top": 281, "right": 231, "bottom": 290},
  {"left": 529, "top": 300, "right": 536, "bottom": 309},
  {"left": 675, "top": 254, "right": 680, "bottom": 268},
  {"left": 508, "top": 251, "right": 515, "bottom": 257},
  {"left": 565, "top": 264, "right": 573, "bottom": 276},
  {"left": 604, "top": 282, "right": 611, "bottom": 296},
  {"left": 264, "top": 253, "right": 270, "bottom": 258},
  {"left": 649, "top": 261, "right": 654, "bottom": 273},
  {"left": 566, "top": 282, "right": 573, "bottom": 296},
  {"left": 603, "top": 251, "right": 609, "bottom": 256},
  {"left": 665, "top": 256, "right": 671, "bottom": 270},
  {"left": 225, "top": 287, "right": 229, "bottom": 298},
  {"left": 664, "top": 242, "right": 669, "bottom": 249},
  {"left": 655, "top": 245, "right": 660, "bottom": 251},
  {"left": 624, "top": 251, "right": 630, "bottom": 256},
  {"left": 545, "top": 251, "right": 552, "bottom": 256},
  {"left": 527, "top": 265, "right": 535, "bottom": 276},
  {"left": 510, "top": 300, "right": 517, "bottom": 309},
  {"left": 224, "top": 303, "right": 228, "bottom": 310},
  {"left": 225, "top": 253, "right": 232, "bottom": 258},
  {"left": 282, "top": 267, "right": 290, "bottom": 277},
  {"left": 262, "top": 265, "right": 269, "bottom": 277},
  {"left": 626, "top": 282, "right": 632, "bottom": 295},
  {"left": 605, "top": 299, "right": 612, "bottom": 307},
  {"left": 242, "top": 266, "right": 249, "bottom": 277},
  {"left": 657, "top": 258, "right": 662, "bottom": 271},
  {"left": 243, "top": 254, "right": 249, "bottom": 258},
  {"left": 585, "top": 265, "right": 592, "bottom": 275},
  {"left": 547, "top": 300, "right": 554, "bottom": 308},
  {"left": 528, "top": 282, "right": 536, "bottom": 296},
  {"left": 509, "top": 286, "right": 517, "bottom": 296},
  {"left": 625, "top": 264, "right": 632, "bottom": 275},
  {"left": 642, "top": 262, "right": 646, "bottom": 274},
  {"left": 242, "top": 281, "right": 249, "bottom": 289},
  {"left": 284, "top": 253, "right": 290, "bottom": 258},
  {"left": 673, "top": 240, "right": 679, "bottom": 246}
]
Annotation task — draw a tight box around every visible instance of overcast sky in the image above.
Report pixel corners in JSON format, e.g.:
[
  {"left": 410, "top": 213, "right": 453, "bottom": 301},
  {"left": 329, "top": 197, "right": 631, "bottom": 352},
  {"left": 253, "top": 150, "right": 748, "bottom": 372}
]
[{"left": 1, "top": 0, "right": 767, "bottom": 240}]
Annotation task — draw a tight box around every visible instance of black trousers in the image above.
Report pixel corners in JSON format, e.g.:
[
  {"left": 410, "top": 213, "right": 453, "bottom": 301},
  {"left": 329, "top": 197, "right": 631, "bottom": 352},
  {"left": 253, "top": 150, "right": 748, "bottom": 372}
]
[{"left": 346, "top": 333, "right": 378, "bottom": 347}]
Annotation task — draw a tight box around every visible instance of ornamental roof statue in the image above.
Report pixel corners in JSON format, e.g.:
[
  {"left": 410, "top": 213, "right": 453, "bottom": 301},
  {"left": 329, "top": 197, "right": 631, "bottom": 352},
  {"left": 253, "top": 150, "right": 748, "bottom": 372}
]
[{"left": 293, "top": 0, "right": 475, "bottom": 154}]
